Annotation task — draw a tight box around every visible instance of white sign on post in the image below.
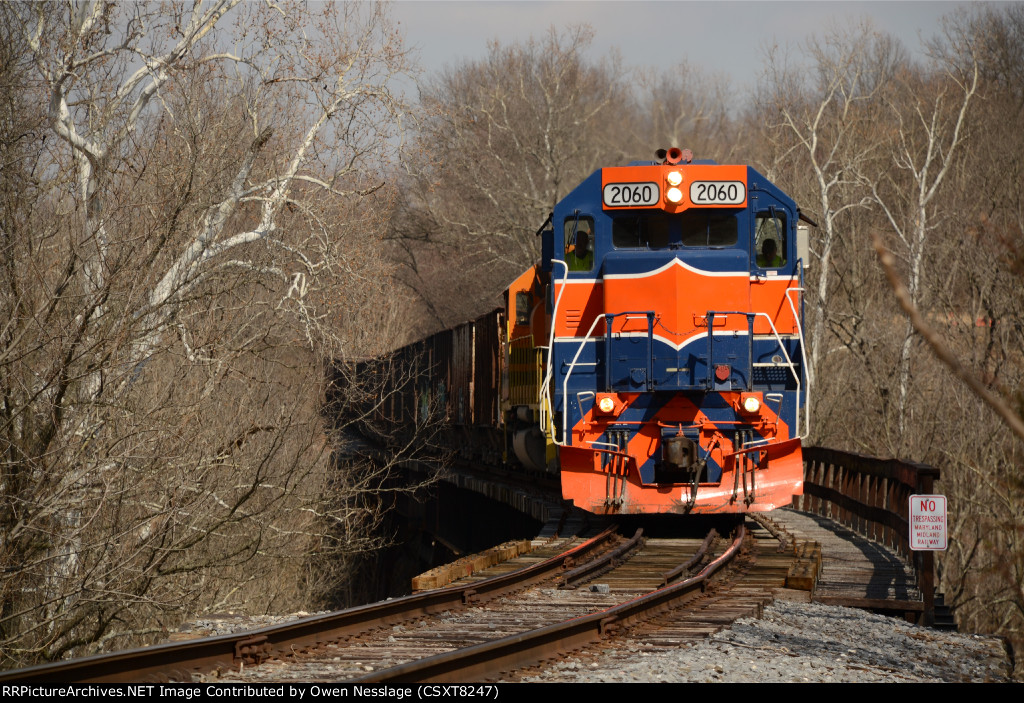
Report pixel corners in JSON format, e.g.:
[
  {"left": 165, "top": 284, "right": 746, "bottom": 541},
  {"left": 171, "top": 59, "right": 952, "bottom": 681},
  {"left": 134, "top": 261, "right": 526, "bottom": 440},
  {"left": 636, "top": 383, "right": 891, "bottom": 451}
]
[{"left": 909, "top": 494, "right": 947, "bottom": 551}]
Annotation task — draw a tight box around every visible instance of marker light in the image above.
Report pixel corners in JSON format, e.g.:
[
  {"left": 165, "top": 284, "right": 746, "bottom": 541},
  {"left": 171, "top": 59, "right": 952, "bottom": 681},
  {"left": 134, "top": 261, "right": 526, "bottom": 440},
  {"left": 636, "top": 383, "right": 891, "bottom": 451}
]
[
  {"left": 599, "top": 396, "right": 616, "bottom": 413},
  {"left": 742, "top": 396, "right": 761, "bottom": 413},
  {"left": 666, "top": 170, "right": 683, "bottom": 186},
  {"left": 666, "top": 187, "right": 683, "bottom": 203}
]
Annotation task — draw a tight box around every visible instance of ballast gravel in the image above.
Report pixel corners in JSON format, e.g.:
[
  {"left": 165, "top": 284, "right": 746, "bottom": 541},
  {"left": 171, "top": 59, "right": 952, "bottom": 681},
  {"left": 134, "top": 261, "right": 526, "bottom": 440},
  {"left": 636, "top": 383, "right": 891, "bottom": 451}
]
[
  {"left": 513, "top": 599, "right": 1013, "bottom": 683},
  {"left": 184, "top": 599, "right": 1014, "bottom": 683}
]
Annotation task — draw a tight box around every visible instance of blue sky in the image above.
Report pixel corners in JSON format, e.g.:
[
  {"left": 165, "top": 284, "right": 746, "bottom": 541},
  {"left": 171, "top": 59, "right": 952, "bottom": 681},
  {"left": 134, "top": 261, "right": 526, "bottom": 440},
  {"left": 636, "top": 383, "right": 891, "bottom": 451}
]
[{"left": 392, "top": 1, "right": 985, "bottom": 92}]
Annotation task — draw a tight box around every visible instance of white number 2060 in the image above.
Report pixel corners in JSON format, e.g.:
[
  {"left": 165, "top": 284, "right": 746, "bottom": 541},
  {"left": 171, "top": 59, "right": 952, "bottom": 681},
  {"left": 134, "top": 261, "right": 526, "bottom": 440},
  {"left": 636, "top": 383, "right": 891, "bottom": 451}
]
[{"left": 689, "top": 181, "right": 745, "bottom": 205}]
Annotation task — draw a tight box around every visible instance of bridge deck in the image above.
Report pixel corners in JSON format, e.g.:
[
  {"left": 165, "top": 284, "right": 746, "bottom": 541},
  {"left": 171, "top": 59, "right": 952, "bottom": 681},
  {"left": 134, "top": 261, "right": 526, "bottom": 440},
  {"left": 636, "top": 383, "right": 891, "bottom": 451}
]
[{"left": 771, "top": 508, "right": 923, "bottom": 616}]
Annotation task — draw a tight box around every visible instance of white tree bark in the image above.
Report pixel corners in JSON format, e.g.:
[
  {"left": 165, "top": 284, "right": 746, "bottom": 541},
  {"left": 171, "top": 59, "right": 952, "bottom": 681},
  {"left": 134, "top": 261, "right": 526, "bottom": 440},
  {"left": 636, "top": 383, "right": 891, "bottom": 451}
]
[
  {"left": 865, "top": 57, "right": 978, "bottom": 436},
  {"left": 2, "top": 0, "right": 415, "bottom": 664},
  {"left": 760, "top": 24, "right": 899, "bottom": 391}
]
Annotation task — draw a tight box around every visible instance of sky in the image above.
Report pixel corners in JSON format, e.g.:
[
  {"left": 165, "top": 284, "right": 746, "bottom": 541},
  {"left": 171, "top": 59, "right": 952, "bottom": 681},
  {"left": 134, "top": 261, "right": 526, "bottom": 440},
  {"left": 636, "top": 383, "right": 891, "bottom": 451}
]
[{"left": 391, "top": 1, "right": 984, "bottom": 93}]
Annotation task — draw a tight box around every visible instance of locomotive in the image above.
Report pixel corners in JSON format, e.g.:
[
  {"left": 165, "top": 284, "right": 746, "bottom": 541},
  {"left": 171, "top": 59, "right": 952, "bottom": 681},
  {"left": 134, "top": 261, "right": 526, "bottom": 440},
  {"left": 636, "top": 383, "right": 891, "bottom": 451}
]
[
  {"left": 503, "top": 148, "right": 810, "bottom": 514},
  {"left": 348, "top": 148, "right": 811, "bottom": 516}
]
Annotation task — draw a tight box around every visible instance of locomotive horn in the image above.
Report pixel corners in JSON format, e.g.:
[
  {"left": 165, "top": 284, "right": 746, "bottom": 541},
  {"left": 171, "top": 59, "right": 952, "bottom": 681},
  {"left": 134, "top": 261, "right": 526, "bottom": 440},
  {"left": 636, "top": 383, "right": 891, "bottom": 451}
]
[{"left": 657, "top": 147, "right": 694, "bottom": 165}]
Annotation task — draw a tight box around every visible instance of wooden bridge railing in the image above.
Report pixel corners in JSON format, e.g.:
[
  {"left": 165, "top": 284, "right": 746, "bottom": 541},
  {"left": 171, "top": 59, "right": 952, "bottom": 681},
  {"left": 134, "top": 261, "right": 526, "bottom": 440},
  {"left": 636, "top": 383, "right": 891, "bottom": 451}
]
[{"left": 794, "top": 446, "right": 941, "bottom": 624}]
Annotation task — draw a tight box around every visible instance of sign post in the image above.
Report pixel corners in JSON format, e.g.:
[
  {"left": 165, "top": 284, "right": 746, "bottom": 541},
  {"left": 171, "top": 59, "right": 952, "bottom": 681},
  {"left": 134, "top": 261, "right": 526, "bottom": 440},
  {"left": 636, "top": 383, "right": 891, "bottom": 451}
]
[
  {"left": 909, "top": 495, "right": 947, "bottom": 551},
  {"left": 909, "top": 494, "right": 947, "bottom": 627}
]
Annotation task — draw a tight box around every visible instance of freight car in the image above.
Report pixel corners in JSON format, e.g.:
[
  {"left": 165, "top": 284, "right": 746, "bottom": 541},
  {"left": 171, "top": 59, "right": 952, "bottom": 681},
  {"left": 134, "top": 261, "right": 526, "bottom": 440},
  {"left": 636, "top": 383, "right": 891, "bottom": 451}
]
[{"left": 347, "top": 148, "right": 811, "bottom": 515}]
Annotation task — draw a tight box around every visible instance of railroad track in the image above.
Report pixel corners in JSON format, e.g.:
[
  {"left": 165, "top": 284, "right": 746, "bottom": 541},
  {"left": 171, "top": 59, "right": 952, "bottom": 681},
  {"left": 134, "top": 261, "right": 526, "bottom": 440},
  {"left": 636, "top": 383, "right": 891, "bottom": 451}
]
[
  {"left": 200, "top": 527, "right": 731, "bottom": 683},
  {"left": 2, "top": 519, "right": 799, "bottom": 684},
  {"left": 350, "top": 527, "right": 746, "bottom": 683}
]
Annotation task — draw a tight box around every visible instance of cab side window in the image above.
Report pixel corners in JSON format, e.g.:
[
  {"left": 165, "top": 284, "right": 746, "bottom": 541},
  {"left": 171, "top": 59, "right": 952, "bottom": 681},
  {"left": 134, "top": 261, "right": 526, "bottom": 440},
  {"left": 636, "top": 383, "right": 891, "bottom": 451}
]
[
  {"left": 755, "top": 211, "right": 787, "bottom": 268},
  {"left": 564, "top": 216, "right": 595, "bottom": 271}
]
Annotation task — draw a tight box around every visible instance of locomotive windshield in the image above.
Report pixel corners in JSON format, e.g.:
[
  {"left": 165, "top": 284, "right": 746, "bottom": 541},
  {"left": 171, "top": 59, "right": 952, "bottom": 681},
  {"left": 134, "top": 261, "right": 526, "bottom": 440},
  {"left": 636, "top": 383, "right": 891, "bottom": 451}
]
[
  {"left": 612, "top": 213, "right": 670, "bottom": 248},
  {"left": 610, "top": 209, "right": 739, "bottom": 249},
  {"left": 679, "top": 210, "right": 738, "bottom": 247},
  {"left": 564, "top": 215, "right": 595, "bottom": 271}
]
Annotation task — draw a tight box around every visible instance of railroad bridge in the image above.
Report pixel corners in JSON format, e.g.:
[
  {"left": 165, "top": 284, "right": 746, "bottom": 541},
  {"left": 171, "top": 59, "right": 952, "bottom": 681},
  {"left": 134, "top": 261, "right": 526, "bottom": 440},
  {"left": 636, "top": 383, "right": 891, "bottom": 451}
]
[
  {"left": 0, "top": 445, "right": 963, "bottom": 684},
  {"left": 389, "top": 444, "right": 944, "bottom": 625}
]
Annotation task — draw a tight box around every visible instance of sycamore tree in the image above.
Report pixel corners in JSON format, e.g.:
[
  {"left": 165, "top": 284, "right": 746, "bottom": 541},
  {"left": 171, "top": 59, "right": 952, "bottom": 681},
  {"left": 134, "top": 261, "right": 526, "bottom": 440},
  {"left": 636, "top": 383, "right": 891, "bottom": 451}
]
[
  {"left": 871, "top": 6, "right": 1024, "bottom": 663},
  {"left": 757, "top": 23, "right": 903, "bottom": 400},
  {"left": 0, "top": 0, "right": 417, "bottom": 667},
  {"left": 860, "top": 32, "right": 979, "bottom": 444}
]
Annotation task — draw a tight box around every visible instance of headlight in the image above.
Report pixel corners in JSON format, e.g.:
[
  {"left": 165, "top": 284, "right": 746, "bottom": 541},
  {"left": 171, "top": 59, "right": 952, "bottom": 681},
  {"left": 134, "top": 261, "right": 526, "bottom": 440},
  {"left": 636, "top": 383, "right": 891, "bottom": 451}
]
[
  {"left": 742, "top": 396, "right": 760, "bottom": 413},
  {"left": 666, "top": 187, "right": 683, "bottom": 203},
  {"left": 599, "top": 396, "right": 615, "bottom": 413},
  {"left": 666, "top": 170, "right": 683, "bottom": 186}
]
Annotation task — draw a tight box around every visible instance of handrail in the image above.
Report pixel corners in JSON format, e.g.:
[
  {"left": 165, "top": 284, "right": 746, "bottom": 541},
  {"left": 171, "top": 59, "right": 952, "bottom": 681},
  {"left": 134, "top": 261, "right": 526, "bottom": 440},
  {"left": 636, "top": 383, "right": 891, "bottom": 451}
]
[
  {"left": 558, "top": 310, "right": 656, "bottom": 446},
  {"left": 559, "top": 314, "right": 607, "bottom": 445},
  {"left": 705, "top": 310, "right": 755, "bottom": 391},
  {"left": 798, "top": 446, "right": 941, "bottom": 625},
  {"left": 603, "top": 311, "right": 654, "bottom": 392},
  {"left": 751, "top": 311, "right": 805, "bottom": 439},
  {"left": 703, "top": 309, "right": 806, "bottom": 438},
  {"left": 550, "top": 304, "right": 807, "bottom": 444},
  {"left": 785, "top": 284, "right": 809, "bottom": 438},
  {"left": 539, "top": 260, "right": 569, "bottom": 441}
]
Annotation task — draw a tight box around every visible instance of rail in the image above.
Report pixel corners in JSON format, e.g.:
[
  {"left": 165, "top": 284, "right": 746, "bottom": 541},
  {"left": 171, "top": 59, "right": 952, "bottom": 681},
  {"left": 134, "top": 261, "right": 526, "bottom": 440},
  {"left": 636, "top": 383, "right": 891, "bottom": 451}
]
[
  {"left": 603, "top": 311, "right": 655, "bottom": 392},
  {"left": 796, "top": 446, "right": 941, "bottom": 625}
]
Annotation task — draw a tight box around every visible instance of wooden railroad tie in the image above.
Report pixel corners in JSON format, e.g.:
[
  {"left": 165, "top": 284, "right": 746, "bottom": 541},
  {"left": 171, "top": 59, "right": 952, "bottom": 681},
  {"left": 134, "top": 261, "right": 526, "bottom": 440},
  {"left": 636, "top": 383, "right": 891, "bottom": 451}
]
[{"left": 785, "top": 540, "right": 822, "bottom": 592}]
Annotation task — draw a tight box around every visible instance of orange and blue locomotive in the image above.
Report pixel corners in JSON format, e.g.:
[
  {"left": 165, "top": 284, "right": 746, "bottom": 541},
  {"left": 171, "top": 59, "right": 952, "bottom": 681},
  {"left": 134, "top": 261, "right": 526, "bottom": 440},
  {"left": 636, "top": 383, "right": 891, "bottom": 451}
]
[{"left": 502, "top": 148, "right": 810, "bottom": 514}]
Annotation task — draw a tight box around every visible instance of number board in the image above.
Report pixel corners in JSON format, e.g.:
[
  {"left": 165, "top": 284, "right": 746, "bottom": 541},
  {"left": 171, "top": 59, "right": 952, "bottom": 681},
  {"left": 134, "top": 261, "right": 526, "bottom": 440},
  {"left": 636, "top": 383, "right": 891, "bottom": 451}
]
[
  {"left": 690, "top": 181, "right": 746, "bottom": 205},
  {"left": 602, "top": 182, "right": 660, "bottom": 208},
  {"left": 599, "top": 164, "right": 749, "bottom": 210}
]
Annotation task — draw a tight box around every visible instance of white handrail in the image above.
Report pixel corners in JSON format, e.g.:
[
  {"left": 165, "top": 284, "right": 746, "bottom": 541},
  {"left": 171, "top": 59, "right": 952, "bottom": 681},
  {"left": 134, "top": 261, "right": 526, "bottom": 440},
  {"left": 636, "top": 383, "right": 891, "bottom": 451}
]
[
  {"left": 703, "top": 309, "right": 807, "bottom": 440},
  {"left": 751, "top": 311, "right": 806, "bottom": 439},
  {"left": 539, "top": 260, "right": 569, "bottom": 441},
  {"left": 784, "top": 285, "right": 809, "bottom": 439},
  {"left": 540, "top": 271, "right": 809, "bottom": 445},
  {"left": 559, "top": 314, "right": 607, "bottom": 446}
]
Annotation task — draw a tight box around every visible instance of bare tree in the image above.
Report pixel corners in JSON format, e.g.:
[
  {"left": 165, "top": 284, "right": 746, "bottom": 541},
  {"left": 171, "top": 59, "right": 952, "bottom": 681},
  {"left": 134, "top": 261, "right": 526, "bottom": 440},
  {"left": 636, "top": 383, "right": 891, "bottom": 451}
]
[
  {"left": 392, "top": 25, "right": 632, "bottom": 329},
  {"left": 750, "top": 6, "right": 1024, "bottom": 666},
  {"left": 757, "top": 22, "right": 904, "bottom": 392},
  {"left": 874, "top": 233, "right": 1024, "bottom": 441},
  {"left": 858, "top": 27, "right": 979, "bottom": 441},
  {"left": 637, "top": 61, "right": 738, "bottom": 162},
  {"left": 0, "top": 0, "right": 417, "bottom": 667},
  {"left": 872, "top": 7, "right": 1024, "bottom": 662}
]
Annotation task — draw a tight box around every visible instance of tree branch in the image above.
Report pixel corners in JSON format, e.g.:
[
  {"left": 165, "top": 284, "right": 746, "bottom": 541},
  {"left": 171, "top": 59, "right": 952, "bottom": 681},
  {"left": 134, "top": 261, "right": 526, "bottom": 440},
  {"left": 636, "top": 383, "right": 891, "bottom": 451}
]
[{"left": 873, "top": 232, "right": 1024, "bottom": 442}]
